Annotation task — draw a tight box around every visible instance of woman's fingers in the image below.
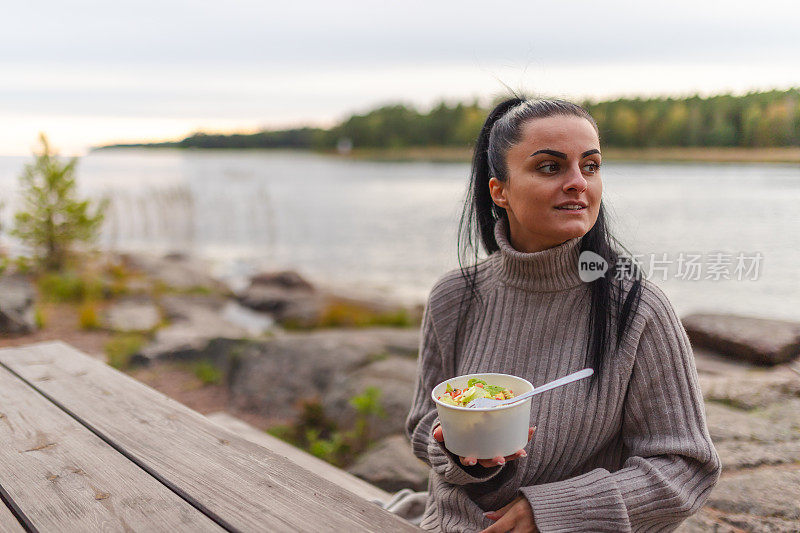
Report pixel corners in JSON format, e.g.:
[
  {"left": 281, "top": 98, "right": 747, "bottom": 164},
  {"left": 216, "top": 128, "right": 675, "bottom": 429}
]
[
  {"left": 503, "top": 449, "right": 528, "bottom": 462},
  {"left": 437, "top": 424, "right": 537, "bottom": 468},
  {"left": 478, "top": 456, "right": 503, "bottom": 467}
]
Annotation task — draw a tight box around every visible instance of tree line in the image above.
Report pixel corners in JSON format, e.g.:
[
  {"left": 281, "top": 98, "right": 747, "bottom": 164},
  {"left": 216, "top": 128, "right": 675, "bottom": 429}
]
[{"left": 98, "top": 88, "right": 800, "bottom": 151}]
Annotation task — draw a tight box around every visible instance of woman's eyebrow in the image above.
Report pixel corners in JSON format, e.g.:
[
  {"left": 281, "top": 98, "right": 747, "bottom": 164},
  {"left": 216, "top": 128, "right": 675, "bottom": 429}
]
[
  {"left": 530, "top": 149, "right": 567, "bottom": 159},
  {"left": 529, "top": 149, "right": 601, "bottom": 159}
]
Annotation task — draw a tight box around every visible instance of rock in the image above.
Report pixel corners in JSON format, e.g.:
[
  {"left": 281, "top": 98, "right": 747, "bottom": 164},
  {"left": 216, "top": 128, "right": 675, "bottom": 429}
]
[
  {"left": 693, "top": 347, "right": 760, "bottom": 377},
  {"left": 226, "top": 332, "right": 375, "bottom": 419},
  {"left": 250, "top": 271, "right": 315, "bottom": 291},
  {"left": 704, "top": 400, "right": 800, "bottom": 443},
  {"left": 715, "top": 440, "right": 800, "bottom": 470},
  {"left": 718, "top": 514, "right": 800, "bottom": 532},
  {"left": 0, "top": 274, "right": 37, "bottom": 335},
  {"left": 237, "top": 270, "right": 418, "bottom": 329},
  {"left": 705, "top": 398, "right": 800, "bottom": 470},
  {"left": 122, "top": 252, "right": 231, "bottom": 294},
  {"left": 158, "top": 293, "right": 227, "bottom": 321},
  {"left": 322, "top": 356, "right": 418, "bottom": 441},
  {"left": 133, "top": 295, "right": 260, "bottom": 364},
  {"left": 675, "top": 510, "right": 731, "bottom": 532},
  {"left": 678, "top": 510, "right": 800, "bottom": 533},
  {"left": 683, "top": 313, "right": 800, "bottom": 365},
  {"left": 700, "top": 368, "right": 800, "bottom": 410},
  {"left": 220, "top": 301, "right": 275, "bottom": 337},
  {"left": 236, "top": 271, "right": 323, "bottom": 326},
  {"left": 705, "top": 469, "right": 800, "bottom": 522},
  {"left": 226, "top": 329, "right": 421, "bottom": 421},
  {"left": 103, "top": 297, "right": 161, "bottom": 332},
  {"left": 348, "top": 435, "right": 430, "bottom": 492}
]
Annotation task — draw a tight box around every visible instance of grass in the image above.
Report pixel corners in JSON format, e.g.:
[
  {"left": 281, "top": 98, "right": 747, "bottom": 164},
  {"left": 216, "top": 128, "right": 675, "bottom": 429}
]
[
  {"left": 706, "top": 397, "right": 756, "bottom": 411},
  {"left": 192, "top": 360, "right": 222, "bottom": 385},
  {"left": 265, "top": 388, "right": 386, "bottom": 467},
  {"left": 104, "top": 333, "right": 147, "bottom": 369},
  {"left": 284, "top": 300, "right": 416, "bottom": 330},
  {"left": 34, "top": 305, "right": 47, "bottom": 328},
  {"left": 38, "top": 270, "right": 96, "bottom": 302},
  {"left": 151, "top": 279, "right": 218, "bottom": 298},
  {"left": 78, "top": 301, "right": 101, "bottom": 330}
]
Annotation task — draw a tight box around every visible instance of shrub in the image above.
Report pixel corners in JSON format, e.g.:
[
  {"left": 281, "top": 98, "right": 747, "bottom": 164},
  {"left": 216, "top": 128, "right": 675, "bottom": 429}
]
[
  {"left": 34, "top": 306, "right": 47, "bottom": 328},
  {"left": 192, "top": 360, "right": 222, "bottom": 385},
  {"left": 78, "top": 301, "right": 101, "bottom": 330},
  {"left": 104, "top": 333, "right": 146, "bottom": 369},
  {"left": 37, "top": 270, "right": 107, "bottom": 303},
  {"left": 265, "top": 387, "right": 386, "bottom": 467}
]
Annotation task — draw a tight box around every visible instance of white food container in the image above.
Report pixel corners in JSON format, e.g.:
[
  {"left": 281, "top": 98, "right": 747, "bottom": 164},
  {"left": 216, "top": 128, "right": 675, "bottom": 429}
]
[{"left": 431, "top": 372, "right": 534, "bottom": 459}]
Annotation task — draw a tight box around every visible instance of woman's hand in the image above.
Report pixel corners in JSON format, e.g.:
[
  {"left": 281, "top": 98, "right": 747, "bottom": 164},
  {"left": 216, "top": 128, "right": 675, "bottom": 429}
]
[
  {"left": 480, "top": 495, "right": 538, "bottom": 533},
  {"left": 432, "top": 425, "right": 536, "bottom": 467}
]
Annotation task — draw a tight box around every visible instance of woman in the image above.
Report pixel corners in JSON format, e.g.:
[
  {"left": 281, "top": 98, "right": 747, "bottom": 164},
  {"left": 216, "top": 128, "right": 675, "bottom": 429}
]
[{"left": 405, "top": 98, "right": 721, "bottom": 532}]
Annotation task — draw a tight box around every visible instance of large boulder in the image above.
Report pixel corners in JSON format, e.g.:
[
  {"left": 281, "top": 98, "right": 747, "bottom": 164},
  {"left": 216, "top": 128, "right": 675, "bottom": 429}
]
[
  {"left": 133, "top": 294, "right": 265, "bottom": 364},
  {"left": 703, "top": 469, "right": 800, "bottom": 529},
  {"left": 705, "top": 399, "right": 800, "bottom": 470},
  {"left": 236, "top": 270, "right": 420, "bottom": 329},
  {"left": 704, "top": 401, "right": 798, "bottom": 443},
  {"left": 348, "top": 435, "right": 430, "bottom": 492},
  {"left": 225, "top": 328, "right": 421, "bottom": 421},
  {"left": 103, "top": 297, "right": 161, "bottom": 332},
  {"left": 699, "top": 367, "right": 800, "bottom": 410},
  {"left": 683, "top": 313, "right": 800, "bottom": 365},
  {"left": 322, "top": 356, "right": 418, "bottom": 441},
  {"left": 0, "top": 274, "right": 37, "bottom": 335},
  {"left": 235, "top": 270, "right": 324, "bottom": 325}
]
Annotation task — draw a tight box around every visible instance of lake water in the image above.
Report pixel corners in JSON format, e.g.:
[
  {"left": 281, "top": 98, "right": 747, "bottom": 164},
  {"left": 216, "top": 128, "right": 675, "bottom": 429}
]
[{"left": 1, "top": 149, "right": 798, "bottom": 321}]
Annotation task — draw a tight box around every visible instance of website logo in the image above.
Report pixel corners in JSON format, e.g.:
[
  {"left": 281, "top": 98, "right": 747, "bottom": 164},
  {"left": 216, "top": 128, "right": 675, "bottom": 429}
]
[{"left": 579, "top": 251, "right": 608, "bottom": 282}]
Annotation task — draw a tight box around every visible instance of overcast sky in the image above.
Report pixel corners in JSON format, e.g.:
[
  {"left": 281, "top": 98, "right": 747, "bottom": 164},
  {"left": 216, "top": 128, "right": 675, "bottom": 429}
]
[{"left": 2, "top": 0, "right": 800, "bottom": 155}]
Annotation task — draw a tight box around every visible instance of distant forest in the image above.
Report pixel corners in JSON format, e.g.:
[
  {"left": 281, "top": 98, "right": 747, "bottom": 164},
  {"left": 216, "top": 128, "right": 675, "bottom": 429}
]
[{"left": 99, "top": 88, "right": 800, "bottom": 151}]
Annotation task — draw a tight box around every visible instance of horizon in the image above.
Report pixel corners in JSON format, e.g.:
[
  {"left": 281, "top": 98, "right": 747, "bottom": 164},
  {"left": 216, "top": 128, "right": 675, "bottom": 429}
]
[{"left": 3, "top": 0, "right": 800, "bottom": 156}]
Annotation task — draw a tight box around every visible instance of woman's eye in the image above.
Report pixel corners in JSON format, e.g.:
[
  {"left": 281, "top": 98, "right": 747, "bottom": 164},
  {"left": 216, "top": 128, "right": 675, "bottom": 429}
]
[
  {"left": 583, "top": 162, "right": 601, "bottom": 173},
  {"left": 537, "top": 162, "right": 559, "bottom": 173}
]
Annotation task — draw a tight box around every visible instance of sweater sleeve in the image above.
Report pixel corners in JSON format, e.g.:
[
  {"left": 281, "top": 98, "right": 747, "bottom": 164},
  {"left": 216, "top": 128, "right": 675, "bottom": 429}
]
[
  {"left": 405, "top": 297, "right": 508, "bottom": 485},
  {"left": 519, "top": 286, "right": 722, "bottom": 532}
]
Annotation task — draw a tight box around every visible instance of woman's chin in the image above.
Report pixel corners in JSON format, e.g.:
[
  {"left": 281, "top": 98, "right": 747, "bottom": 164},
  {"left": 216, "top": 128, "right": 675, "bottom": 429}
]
[{"left": 552, "top": 226, "right": 589, "bottom": 242}]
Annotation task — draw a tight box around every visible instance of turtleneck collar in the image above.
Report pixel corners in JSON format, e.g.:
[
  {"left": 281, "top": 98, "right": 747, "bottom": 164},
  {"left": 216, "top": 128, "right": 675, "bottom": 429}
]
[{"left": 492, "top": 217, "right": 585, "bottom": 292}]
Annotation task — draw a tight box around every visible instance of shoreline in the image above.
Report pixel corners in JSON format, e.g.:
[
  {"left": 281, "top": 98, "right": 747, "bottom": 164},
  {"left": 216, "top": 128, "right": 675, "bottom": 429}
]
[
  {"left": 91, "top": 145, "right": 800, "bottom": 164},
  {"left": 333, "top": 146, "right": 800, "bottom": 164}
]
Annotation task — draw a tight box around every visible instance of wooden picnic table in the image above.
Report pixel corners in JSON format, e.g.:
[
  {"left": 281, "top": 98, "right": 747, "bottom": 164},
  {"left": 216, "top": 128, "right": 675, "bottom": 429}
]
[{"left": 0, "top": 341, "right": 421, "bottom": 532}]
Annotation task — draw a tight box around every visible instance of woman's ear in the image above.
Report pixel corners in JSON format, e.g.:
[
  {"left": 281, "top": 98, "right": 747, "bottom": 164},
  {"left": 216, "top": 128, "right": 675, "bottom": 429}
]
[{"left": 488, "top": 177, "right": 509, "bottom": 208}]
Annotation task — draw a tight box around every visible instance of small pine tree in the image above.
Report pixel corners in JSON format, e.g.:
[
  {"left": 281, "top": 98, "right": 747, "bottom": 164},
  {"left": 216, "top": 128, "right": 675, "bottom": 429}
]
[{"left": 10, "top": 134, "right": 109, "bottom": 272}]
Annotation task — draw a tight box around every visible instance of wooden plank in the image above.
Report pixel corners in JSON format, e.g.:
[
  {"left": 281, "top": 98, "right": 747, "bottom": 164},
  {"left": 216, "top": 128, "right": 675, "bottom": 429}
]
[
  {"left": 0, "top": 364, "right": 223, "bottom": 532},
  {"left": 0, "top": 342, "right": 420, "bottom": 532},
  {"left": 206, "top": 412, "right": 392, "bottom": 503},
  {"left": 0, "top": 499, "right": 25, "bottom": 533}
]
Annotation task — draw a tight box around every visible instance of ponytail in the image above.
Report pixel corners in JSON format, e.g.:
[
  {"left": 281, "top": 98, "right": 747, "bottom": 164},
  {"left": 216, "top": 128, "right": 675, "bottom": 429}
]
[{"left": 459, "top": 97, "right": 525, "bottom": 262}]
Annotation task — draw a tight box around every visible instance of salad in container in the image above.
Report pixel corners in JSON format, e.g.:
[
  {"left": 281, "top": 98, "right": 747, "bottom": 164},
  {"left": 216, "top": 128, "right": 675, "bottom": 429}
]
[{"left": 431, "top": 372, "right": 534, "bottom": 459}]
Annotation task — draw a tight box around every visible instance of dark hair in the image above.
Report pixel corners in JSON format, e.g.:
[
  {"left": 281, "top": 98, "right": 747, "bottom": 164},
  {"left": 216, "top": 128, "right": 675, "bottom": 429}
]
[{"left": 457, "top": 97, "right": 643, "bottom": 386}]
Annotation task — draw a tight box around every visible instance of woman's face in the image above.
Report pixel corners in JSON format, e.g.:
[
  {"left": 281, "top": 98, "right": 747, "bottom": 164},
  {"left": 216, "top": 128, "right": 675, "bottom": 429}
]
[{"left": 489, "top": 114, "right": 602, "bottom": 253}]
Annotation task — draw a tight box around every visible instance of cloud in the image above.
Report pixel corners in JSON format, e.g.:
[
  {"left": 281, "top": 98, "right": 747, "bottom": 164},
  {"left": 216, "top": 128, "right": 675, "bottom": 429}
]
[{"left": 2, "top": 0, "right": 800, "bottom": 153}]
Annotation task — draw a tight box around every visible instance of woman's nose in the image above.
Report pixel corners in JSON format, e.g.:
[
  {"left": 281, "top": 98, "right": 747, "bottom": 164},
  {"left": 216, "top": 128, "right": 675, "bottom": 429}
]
[{"left": 563, "top": 164, "right": 588, "bottom": 192}]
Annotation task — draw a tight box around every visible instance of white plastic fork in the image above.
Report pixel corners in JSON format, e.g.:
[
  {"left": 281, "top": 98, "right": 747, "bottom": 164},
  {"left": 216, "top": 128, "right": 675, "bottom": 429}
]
[{"left": 465, "top": 368, "right": 594, "bottom": 409}]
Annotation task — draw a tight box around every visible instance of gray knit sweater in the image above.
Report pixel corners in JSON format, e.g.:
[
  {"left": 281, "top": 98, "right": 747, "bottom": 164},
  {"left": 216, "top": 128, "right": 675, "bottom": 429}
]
[{"left": 405, "top": 218, "right": 721, "bottom": 532}]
